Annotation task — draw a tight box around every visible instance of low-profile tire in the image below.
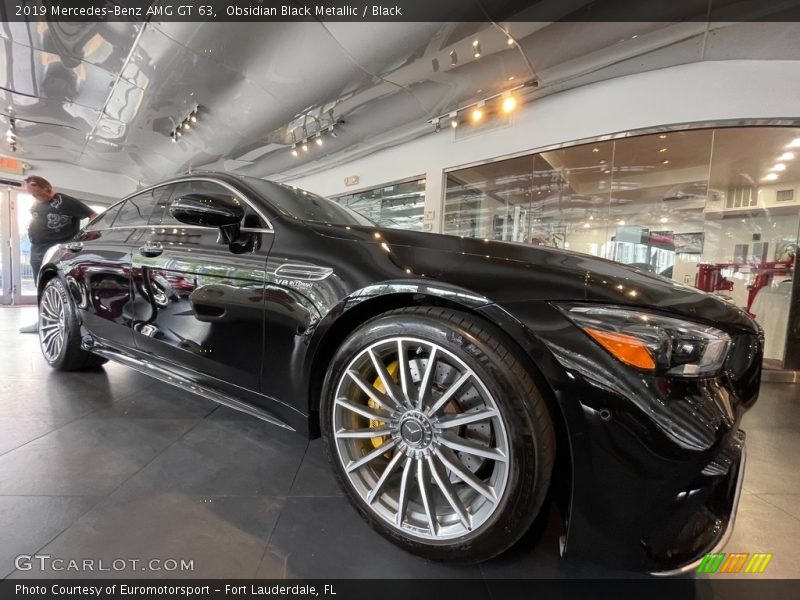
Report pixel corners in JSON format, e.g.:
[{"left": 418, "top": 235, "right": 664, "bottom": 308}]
[
  {"left": 320, "top": 306, "right": 555, "bottom": 562},
  {"left": 38, "top": 278, "right": 108, "bottom": 371}
]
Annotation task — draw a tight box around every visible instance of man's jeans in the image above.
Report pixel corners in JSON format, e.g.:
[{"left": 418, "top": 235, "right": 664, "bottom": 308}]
[{"left": 30, "top": 242, "right": 54, "bottom": 285}]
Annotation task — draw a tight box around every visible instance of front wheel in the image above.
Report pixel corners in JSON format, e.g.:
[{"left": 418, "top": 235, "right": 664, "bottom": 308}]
[
  {"left": 320, "top": 307, "right": 555, "bottom": 562},
  {"left": 39, "top": 278, "right": 107, "bottom": 371}
]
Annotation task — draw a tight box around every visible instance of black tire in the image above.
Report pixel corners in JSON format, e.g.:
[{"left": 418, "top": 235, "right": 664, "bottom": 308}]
[
  {"left": 38, "top": 278, "right": 108, "bottom": 371},
  {"left": 320, "top": 306, "right": 555, "bottom": 562}
]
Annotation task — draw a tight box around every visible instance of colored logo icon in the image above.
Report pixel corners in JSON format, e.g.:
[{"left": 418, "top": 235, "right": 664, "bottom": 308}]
[{"left": 697, "top": 552, "right": 773, "bottom": 574}]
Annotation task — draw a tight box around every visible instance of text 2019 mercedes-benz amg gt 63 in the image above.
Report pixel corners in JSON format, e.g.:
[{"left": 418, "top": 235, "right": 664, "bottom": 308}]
[{"left": 36, "top": 173, "right": 761, "bottom": 572}]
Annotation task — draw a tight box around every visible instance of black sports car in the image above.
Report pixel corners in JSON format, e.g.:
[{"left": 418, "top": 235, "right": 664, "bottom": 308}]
[{"left": 36, "top": 173, "right": 760, "bottom": 572}]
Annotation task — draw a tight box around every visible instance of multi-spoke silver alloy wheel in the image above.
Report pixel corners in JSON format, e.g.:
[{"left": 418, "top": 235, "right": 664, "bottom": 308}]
[
  {"left": 39, "top": 284, "right": 66, "bottom": 362},
  {"left": 332, "top": 336, "right": 510, "bottom": 541}
]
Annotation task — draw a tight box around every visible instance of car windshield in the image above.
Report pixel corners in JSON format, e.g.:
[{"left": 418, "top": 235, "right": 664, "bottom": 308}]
[{"left": 239, "top": 176, "right": 374, "bottom": 226}]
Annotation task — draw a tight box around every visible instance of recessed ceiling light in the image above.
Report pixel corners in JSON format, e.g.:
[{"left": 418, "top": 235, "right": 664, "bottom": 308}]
[
  {"left": 779, "top": 152, "right": 795, "bottom": 161},
  {"left": 471, "top": 107, "right": 484, "bottom": 123},
  {"left": 770, "top": 163, "right": 786, "bottom": 172},
  {"left": 659, "top": 147, "right": 668, "bottom": 153},
  {"left": 603, "top": 169, "right": 611, "bottom": 174},
  {"left": 508, "top": 75, "right": 515, "bottom": 81},
  {"left": 788, "top": 138, "right": 800, "bottom": 148},
  {"left": 507, "top": 36, "right": 514, "bottom": 46},
  {"left": 583, "top": 222, "right": 591, "bottom": 228},
  {"left": 661, "top": 159, "right": 670, "bottom": 165},
  {"left": 659, "top": 217, "right": 669, "bottom": 223},
  {"left": 617, "top": 220, "right": 626, "bottom": 226},
  {"left": 592, "top": 148, "right": 600, "bottom": 153},
  {"left": 598, "top": 159, "right": 607, "bottom": 164},
  {"left": 658, "top": 134, "right": 667, "bottom": 139},
  {"left": 763, "top": 172, "right": 779, "bottom": 181}
]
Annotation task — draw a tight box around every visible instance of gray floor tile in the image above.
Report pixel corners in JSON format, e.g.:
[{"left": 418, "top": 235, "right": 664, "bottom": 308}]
[
  {"left": 0, "top": 371, "right": 149, "bottom": 421},
  {"left": 741, "top": 383, "right": 800, "bottom": 430},
  {"left": 0, "top": 418, "right": 196, "bottom": 496},
  {"left": 741, "top": 428, "right": 800, "bottom": 494},
  {"left": 703, "top": 493, "right": 800, "bottom": 578},
  {"left": 756, "top": 494, "right": 800, "bottom": 521},
  {"left": 0, "top": 495, "right": 100, "bottom": 578},
  {"left": 8, "top": 493, "right": 284, "bottom": 579},
  {"left": 0, "top": 417, "right": 67, "bottom": 456},
  {"left": 91, "top": 383, "right": 218, "bottom": 420},
  {"left": 117, "top": 416, "right": 307, "bottom": 497},
  {"left": 257, "top": 496, "right": 479, "bottom": 578},
  {"left": 289, "top": 439, "right": 343, "bottom": 497}
]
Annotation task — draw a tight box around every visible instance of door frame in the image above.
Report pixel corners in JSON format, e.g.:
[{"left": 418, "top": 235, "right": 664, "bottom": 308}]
[
  {"left": 0, "top": 186, "right": 10, "bottom": 304},
  {"left": 0, "top": 184, "right": 37, "bottom": 305}
]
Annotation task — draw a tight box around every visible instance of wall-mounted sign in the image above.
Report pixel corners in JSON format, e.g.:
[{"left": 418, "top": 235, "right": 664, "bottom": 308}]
[
  {"left": 0, "top": 156, "right": 23, "bottom": 175},
  {"left": 344, "top": 175, "right": 360, "bottom": 187}
]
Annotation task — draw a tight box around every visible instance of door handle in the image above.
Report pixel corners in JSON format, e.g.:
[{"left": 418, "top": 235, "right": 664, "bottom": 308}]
[
  {"left": 139, "top": 242, "right": 163, "bottom": 258},
  {"left": 65, "top": 242, "right": 83, "bottom": 252}
]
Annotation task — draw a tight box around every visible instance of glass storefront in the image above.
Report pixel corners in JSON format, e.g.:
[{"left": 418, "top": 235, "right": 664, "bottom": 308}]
[
  {"left": 444, "top": 127, "right": 800, "bottom": 370},
  {"left": 334, "top": 177, "right": 426, "bottom": 230}
]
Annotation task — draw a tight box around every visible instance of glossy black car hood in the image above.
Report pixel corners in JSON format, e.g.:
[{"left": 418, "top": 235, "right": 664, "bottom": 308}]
[{"left": 309, "top": 223, "right": 758, "bottom": 333}]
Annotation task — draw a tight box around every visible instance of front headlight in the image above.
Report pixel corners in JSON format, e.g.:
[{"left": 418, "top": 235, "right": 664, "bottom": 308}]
[{"left": 556, "top": 304, "right": 731, "bottom": 377}]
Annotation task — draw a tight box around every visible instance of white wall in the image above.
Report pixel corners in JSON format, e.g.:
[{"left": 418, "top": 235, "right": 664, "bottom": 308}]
[{"left": 283, "top": 59, "right": 800, "bottom": 232}]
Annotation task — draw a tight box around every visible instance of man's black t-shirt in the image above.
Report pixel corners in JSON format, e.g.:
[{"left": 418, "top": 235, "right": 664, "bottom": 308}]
[{"left": 28, "top": 193, "right": 94, "bottom": 244}]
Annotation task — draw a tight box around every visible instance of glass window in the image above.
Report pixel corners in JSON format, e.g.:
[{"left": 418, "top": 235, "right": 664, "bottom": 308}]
[
  {"left": 85, "top": 202, "right": 123, "bottom": 231},
  {"left": 444, "top": 126, "right": 800, "bottom": 370},
  {"left": 114, "top": 190, "right": 161, "bottom": 228},
  {"left": 145, "top": 186, "right": 175, "bottom": 226},
  {"left": 607, "top": 130, "right": 713, "bottom": 278},
  {"left": 239, "top": 176, "right": 373, "bottom": 226},
  {"left": 334, "top": 178, "right": 426, "bottom": 230}
]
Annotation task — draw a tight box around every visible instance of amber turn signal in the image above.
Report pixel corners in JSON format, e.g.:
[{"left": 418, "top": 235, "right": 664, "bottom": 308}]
[{"left": 583, "top": 327, "right": 656, "bottom": 370}]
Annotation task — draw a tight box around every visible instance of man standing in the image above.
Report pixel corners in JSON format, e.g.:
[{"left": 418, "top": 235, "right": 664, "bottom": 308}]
[{"left": 19, "top": 176, "right": 97, "bottom": 333}]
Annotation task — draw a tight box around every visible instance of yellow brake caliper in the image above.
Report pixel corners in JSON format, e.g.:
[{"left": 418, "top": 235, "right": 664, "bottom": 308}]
[{"left": 369, "top": 361, "right": 399, "bottom": 449}]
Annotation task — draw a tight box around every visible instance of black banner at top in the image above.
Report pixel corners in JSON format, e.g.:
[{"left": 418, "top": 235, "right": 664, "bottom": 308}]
[{"left": 2, "top": 0, "right": 800, "bottom": 22}]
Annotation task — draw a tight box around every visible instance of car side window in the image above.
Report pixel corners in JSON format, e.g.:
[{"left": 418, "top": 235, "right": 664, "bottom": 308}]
[
  {"left": 114, "top": 190, "right": 162, "bottom": 228},
  {"left": 85, "top": 202, "right": 123, "bottom": 231},
  {"left": 157, "top": 180, "right": 264, "bottom": 228},
  {"left": 146, "top": 185, "right": 176, "bottom": 226}
]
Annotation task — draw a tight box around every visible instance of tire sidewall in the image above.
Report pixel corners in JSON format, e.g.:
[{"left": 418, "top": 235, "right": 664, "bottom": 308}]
[{"left": 39, "top": 278, "right": 79, "bottom": 370}]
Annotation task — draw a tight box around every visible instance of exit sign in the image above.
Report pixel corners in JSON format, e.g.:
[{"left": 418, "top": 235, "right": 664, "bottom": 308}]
[{"left": 0, "top": 156, "right": 23, "bottom": 175}]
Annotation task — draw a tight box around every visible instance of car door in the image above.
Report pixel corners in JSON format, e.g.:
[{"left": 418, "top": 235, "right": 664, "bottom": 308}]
[
  {"left": 131, "top": 179, "right": 273, "bottom": 391},
  {"left": 62, "top": 192, "right": 161, "bottom": 349}
]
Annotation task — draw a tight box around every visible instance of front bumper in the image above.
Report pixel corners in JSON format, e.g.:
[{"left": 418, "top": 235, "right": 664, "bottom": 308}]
[
  {"left": 479, "top": 301, "right": 761, "bottom": 573},
  {"left": 652, "top": 439, "right": 746, "bottom": 576}
]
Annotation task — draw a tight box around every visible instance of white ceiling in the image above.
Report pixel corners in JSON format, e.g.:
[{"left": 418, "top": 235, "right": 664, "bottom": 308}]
[{"left": 2, "top": 3, "right": 800, "bottom": 189}]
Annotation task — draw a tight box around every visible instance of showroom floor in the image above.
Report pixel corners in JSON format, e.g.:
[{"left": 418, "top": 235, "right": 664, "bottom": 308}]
[{"left": 1, "top": 305, "right": 799, "bottom": 580}]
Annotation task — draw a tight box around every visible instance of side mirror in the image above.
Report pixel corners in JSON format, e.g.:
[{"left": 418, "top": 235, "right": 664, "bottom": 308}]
[
  {"left": 169, "top": 193, "right": 245, "bottom": 228},
  {"left": 169, "top": 193, "right": 245, "bottom": 245}
]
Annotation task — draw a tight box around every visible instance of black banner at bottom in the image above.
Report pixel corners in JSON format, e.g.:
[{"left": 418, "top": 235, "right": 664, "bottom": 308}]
[{"left": 2, "top": 580, "right": 800, "bottom": 600}]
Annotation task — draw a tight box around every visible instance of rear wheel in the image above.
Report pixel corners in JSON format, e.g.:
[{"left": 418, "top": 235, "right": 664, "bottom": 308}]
[
  {"left": 320, "top": 307, "right": 555, "bottom": 562},
  {"left": 39, "top": 278, "right": 107, "bottom": 371}
]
